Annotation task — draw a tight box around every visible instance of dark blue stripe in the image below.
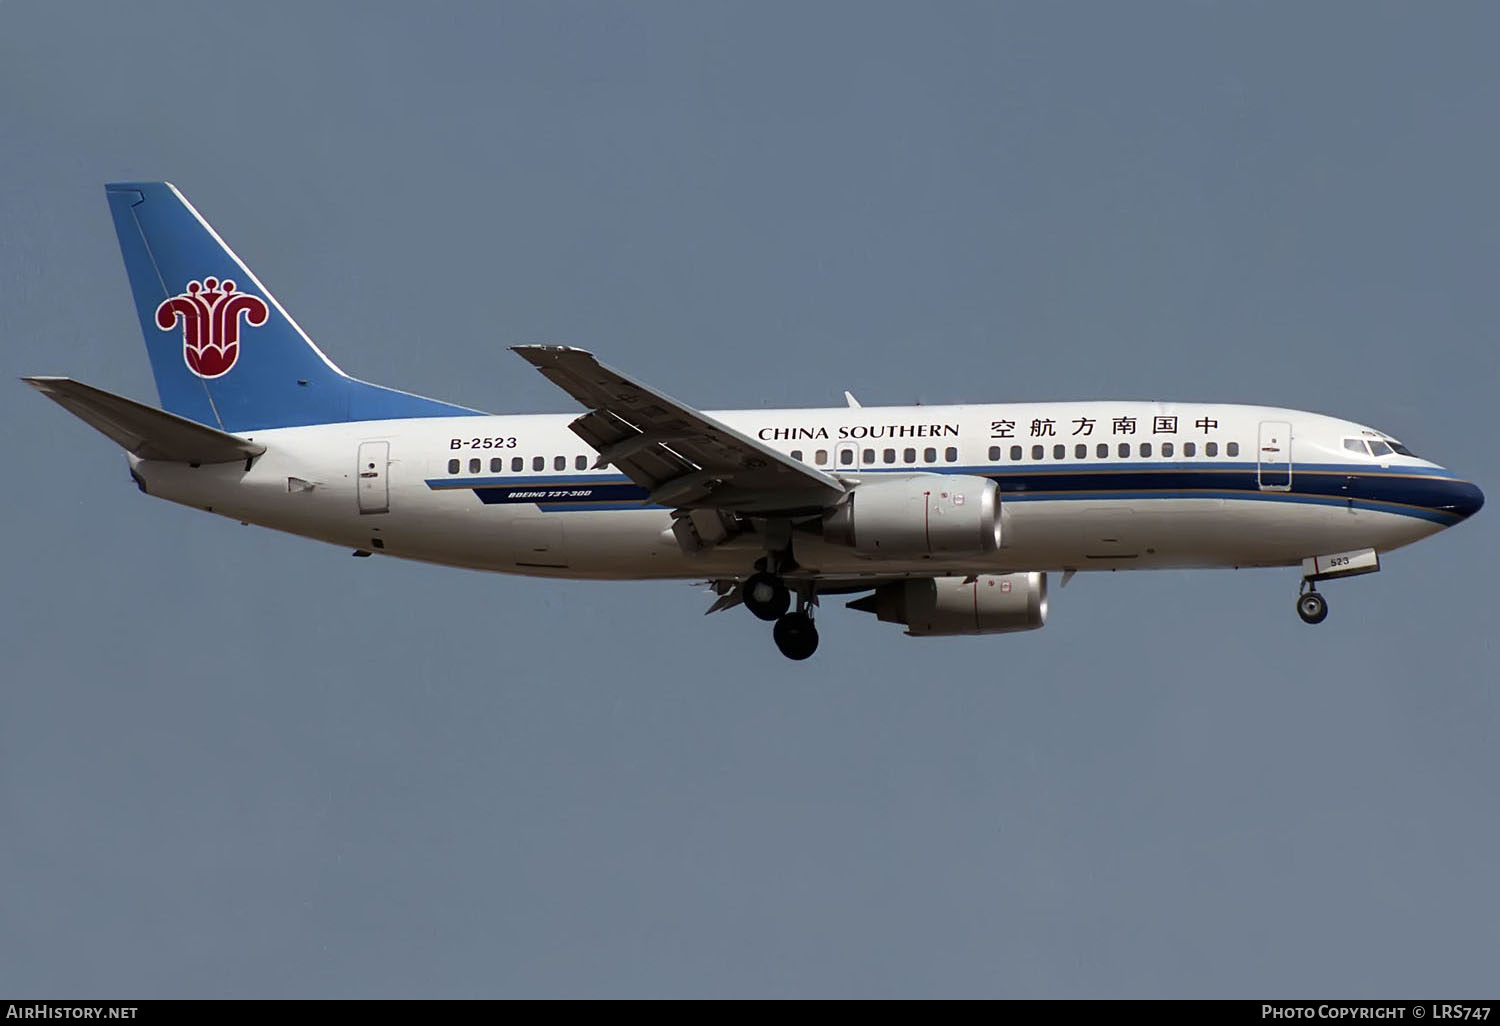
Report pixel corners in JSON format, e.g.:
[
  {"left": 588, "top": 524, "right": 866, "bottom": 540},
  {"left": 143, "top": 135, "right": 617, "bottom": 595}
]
[
  {"left": 424, "top": 463, "right": 1473, "bottom": 523},
  {"left": 1001, "top": 490, "right": 1461, "bottom": 526},
  {"left": 989, "top": 467, "right": 1470, "bottom": 515},
  {"left": 473, "top": 482, "right": 650, "bottom": 506}
]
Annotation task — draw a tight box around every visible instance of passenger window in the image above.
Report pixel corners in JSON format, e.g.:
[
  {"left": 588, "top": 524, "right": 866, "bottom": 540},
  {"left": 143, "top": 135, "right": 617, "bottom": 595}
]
[
  {"left": 553, "top": 456, "right": 565, "bottom": 471},
  {"left": 840, "top": 449, "right": 854, "bottom": 466},
  {"left": 576, "top": 455, "right": 588, "bottom": 470},
  {"left": 1009, "top": 445, "right": 1022, "bottom": 461},
  {"left": 905, "top": 448, "right": 917, "bottom": 463},
  {"left": 883, "top": 449, "right": 896, "bottom": 464},
  {"left": 1183, "top": 442, "right": 1196, "bottom": 457},
  {"left": 863, "top": 448, "right": 876, "bottom": 465},
  {"left": 1226, "top": 442, "right": 1239, "bottom": 457},
  {"left": 1031, "top": 444, "right": 1044, "bottom": 460},
  {"left": 988, "top": 446, "right": 1002, "bottom": 462},
  {"left": 1097, "top": 443, "right": 1109, "bottom": 459},
  {"left": 533, "top": 456, "right": 544, "bottom": 471},
  {"left": 490, "top": 458, "right": 502, "bottom": 473},
  {"left": 1075, "top": 443, "right": 1087, "bottom": 459},
  {"left": 512, "top": 457, "right": 523, "bottom": 472},
  {"left": 1344, "top": 438, "right": 1369, "bottom": 455},
  {"left": 924, "top": 447, "right": 937, "bottom": 463},
  {"left": 1053, "top": 444, "right": 1066, "bottom": 460},
  {"left": 1118, "top": 443, "right": 1131, "bottom": 458},
  {"left": 815, "top": 449, "right": 828, "bottom": 466},
  {"left": 447, "top": 459, "right": 460, "bottom": 474},
  {"left": 1140, "top": 442, "right": 1152, "bottom": 458},
  {"left": 1161, "top": 442, "right": 1174, "bottom": 457},
  {"left": 790, "top": 449, "right": 803, "bottom": 462},
  {"left": 945, "top": 447, "right": 958, "bottom": 463},
  {"left": 469, "top": 458, "right": 481, "bottom": 474},
  {"left": 1205, "top": 442, "right": 1218, "bottom": 457}
]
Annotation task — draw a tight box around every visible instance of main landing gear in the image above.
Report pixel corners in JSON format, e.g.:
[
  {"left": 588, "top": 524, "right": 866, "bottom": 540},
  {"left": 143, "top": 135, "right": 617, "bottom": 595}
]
[
  {"left": 746, "top": 533, "right": 819, "bottom": 660},
  {"left": 744, "top": 570, "right": 818, "bottom": 659},
  {"left": 773, "top": 608, "right": 819, "bottom": 661},
  {"left": 743, "top": 572, "right": 791, "bottom": 621},
  {"left": 1296, "top": 580, "right": 1329, "bottom": 625}
]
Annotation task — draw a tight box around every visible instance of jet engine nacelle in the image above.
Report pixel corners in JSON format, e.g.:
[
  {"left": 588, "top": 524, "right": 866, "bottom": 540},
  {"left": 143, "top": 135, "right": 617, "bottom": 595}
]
[
  {"left": 849, "top": 573, "right": 1048, "bottom": 636},
  {"left": 824, "top": 474, "right": 1001, "bottom": 558}
]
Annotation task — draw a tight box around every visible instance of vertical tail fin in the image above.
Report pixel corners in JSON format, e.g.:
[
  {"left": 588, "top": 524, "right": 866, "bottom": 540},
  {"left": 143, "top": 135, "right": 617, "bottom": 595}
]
[{"left": 106, "top": 182, "right": 481, "bottom": 431}]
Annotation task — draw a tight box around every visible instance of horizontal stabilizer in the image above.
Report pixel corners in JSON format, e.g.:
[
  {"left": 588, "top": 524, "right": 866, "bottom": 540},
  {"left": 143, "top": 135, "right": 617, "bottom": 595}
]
[{"left": 22, "top": 377, "right": 266, "bottom": 463}]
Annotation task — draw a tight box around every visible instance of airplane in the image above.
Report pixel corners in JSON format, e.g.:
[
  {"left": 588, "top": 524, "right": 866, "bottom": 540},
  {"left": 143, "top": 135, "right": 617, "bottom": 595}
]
[{"left": 24, "top": 182, "right": 1485, "bottom": 660}]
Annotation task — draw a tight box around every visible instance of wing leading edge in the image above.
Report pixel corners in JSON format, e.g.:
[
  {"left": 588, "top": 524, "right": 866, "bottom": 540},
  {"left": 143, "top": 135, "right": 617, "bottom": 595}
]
[{"left": 511, "top": 346, "right": 846, "bottom": 514}]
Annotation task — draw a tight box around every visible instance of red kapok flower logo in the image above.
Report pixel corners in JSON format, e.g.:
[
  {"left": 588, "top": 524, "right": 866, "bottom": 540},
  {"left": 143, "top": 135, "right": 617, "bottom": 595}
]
[{"left": 154, "top": 277, "right": 269, "bottom": 379}]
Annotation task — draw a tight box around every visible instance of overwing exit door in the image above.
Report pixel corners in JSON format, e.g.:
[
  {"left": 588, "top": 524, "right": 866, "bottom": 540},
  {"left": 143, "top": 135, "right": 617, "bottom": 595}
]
[{"left": 834, "top": 442, "right": 861, "bottom": 471}]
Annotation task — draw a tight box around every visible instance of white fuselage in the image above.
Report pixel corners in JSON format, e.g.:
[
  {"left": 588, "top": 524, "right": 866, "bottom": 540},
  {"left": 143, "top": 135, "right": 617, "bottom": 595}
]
[{"left": 127, "top": 400, "right": 1471, "bottom": 583}]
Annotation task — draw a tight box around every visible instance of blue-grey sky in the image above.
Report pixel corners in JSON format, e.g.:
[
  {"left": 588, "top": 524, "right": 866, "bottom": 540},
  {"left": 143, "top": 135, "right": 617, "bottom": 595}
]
[{"left": 2, "top": 1, "right": 1496, "bottom": 998}]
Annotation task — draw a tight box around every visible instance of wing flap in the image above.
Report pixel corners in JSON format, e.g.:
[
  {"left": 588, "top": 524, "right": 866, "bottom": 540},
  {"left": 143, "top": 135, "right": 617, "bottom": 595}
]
[
  {"left": 512, "top": 346, "right": 845, "bottom": 513},
  {"left": 23, "top": 377, "right": 266, "bottom": 463}
]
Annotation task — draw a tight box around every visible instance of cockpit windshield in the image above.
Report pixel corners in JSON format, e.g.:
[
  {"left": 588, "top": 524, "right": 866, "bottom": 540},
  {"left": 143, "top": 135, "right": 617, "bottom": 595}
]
[{"left": 1344, "top": 436, "right": 1420, "bottom": 459}]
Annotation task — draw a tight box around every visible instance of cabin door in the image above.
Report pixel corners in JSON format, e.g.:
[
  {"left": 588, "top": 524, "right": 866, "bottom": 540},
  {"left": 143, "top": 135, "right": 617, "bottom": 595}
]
[
  {"left": 357, "top": 441, "right": 390, "bottom": 513},
  {"left": 1257, "top": 421, "right": 1292, "bottom": 491}
]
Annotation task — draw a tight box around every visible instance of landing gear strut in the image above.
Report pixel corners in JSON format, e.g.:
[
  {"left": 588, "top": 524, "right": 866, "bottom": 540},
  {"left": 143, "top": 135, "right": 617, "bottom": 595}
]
[{"left": 1296, "top": 581, "right": 1329, "bottom": 625}]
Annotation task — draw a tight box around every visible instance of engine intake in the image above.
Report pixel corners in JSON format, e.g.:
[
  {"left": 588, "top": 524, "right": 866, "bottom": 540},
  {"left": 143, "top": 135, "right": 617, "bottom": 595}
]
[
  {"left": 848, "top": 573, "right": 1048, "bottom": 636},
  {"left": 824, "top": 474, "right": 1001, "bottom": 558}
]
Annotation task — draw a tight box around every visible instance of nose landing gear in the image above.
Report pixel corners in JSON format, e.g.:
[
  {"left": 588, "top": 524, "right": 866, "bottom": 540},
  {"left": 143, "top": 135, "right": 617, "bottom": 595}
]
[
  {"left": 1296, "top": 575, "right": 1329, "bottom": 625},
  {"left": 1294, "top": 548, "right": 1381, "bottom": 625},
  {"left": 1296, "top": 586, "right": 1329, "bottom": 625}
]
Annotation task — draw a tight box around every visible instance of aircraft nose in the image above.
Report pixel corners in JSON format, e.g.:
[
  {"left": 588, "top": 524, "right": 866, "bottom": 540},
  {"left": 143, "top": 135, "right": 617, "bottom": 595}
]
[{"left": 1441, "top": 478, "right": 1485, "bottom": 519}]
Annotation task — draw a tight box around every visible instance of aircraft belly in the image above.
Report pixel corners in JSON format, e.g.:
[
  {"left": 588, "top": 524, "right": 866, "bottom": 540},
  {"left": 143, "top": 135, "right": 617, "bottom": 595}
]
[
  {"left": 999, "top": 497, "right": 1438, "bottom": 570},
  {"left": 384, "top": 495, "right": 1442, "bottom": 578},
  {"left": 492, "top": 497, "right": 1430, "bottom": 579}
]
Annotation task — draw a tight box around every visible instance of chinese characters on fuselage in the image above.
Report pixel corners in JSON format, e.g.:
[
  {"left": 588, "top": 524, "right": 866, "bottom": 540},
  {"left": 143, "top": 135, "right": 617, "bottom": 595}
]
[{"left": 991, "top": 415, "right": 1218, "bottom": 439}]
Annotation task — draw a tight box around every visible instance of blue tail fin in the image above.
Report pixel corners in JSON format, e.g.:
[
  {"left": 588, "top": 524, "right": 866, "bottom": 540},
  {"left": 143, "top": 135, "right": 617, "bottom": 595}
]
[{"left": 106, "top": 182, "right": 482, "bottom": 431}]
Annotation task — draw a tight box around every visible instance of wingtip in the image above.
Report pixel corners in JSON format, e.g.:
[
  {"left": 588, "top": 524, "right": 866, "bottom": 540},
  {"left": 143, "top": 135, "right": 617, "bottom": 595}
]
[{"left": 511, "top": 344, "right": 597, "bottom": 362}]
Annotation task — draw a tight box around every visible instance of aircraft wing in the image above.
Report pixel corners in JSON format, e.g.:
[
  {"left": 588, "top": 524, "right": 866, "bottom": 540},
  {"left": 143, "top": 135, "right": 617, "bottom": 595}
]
[
  {"left": 23, "top": 377, "right": 266, "bottom": 464},
  {"left": 511, "top": 346, "right": 846, "bottom": 514}
]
